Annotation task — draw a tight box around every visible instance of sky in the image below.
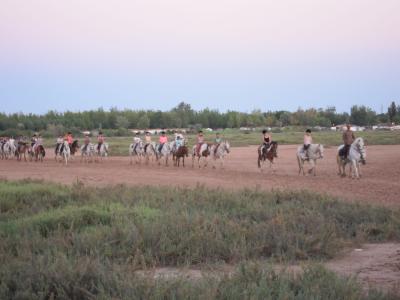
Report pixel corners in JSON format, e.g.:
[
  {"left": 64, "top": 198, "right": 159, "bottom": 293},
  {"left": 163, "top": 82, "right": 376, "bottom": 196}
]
[{"left": 0, "top": 0, "right": 399, "bottom": 114}]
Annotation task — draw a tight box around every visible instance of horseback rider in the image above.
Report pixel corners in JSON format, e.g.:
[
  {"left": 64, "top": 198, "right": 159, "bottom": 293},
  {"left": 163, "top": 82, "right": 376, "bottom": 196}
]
[
  {"left": 55, "top": 135, "right": 63, "bottom": 153},
  {"left": 342, "top": 124, "right": 355, "bottom": 159},
  {"left": 303, "top": 129, "right": 312, "bottom": 159},
  {"left": 67, "top": 132, "right": 73, "bottom": 146},
  {"left": 196, "top": 130, "right": 205, "bottom": 156},
  {"left": 31, "top": 134, "right": 38, "bottom": 152},
  {"left": 144, "top": 131, "right": 152, "bottom": 152},
  {"left": 133, "top": 132, "right": 141, "bottom": 154},
  {"left": 214, "top": 132, "right": 222, "bottom": 154},
  {"left": 260, "top": 129, "right": 272, "bottom": 153},
  {"left": 175, "top": 135, "right": 183, "bottom": 151},
  {"left": 83, "top": 133, "right": 90, "bottom": 152},
  {"left": 36, "top": 134, "right": 43, "bottom": 149},
  {"left": 158, "top": 131, "right": 168, "bottom": 152},
  {"left": 97, "top": 131, "right": 105, "bottom": 153}
]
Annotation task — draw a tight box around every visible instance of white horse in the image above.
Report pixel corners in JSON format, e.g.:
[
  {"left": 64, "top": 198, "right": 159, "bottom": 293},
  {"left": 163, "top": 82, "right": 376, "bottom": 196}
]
[
  {"left": 3, "top": 139, "right": 17, "bottom": 159},
  {"left": 192, "top": 143, "right": 210, "bottom": 168},
  {"left": 296, "top": 144, "right": 324, "bottom": 176},
  {"left": 80, "top": 143, "right": 95, "bottom": 163},
  {"left": 129, "top": 140, "right": 144, "bottom": 164},
  {"left": 156, "top": 142, "right": 172, "bottom": 166},
  {"left": 96, "top": 143, "right": 109, "bottom": 162},
  {"left": 337, "top": 137, "right": 366, "bottom": 179},
  {"left": 55, "top": 141, "right": 70, "bottom": 165},
  {"left": 210, "top": 141, "right": 230, "bottom": 169},
  {"left": 143, "top": 142, "right": 157, "bottom": 164}
]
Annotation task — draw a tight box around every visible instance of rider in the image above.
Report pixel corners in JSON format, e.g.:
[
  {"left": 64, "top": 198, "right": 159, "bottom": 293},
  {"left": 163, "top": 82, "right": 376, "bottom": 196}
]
[
  {"left": 67, "top": 132, "right": 73, "bottom": 146},
  {"left": 175, "top": 135, "right": 183, "bottom": 151},
  {"left": 83, "top": 133, "right": 90, "bottom": 152},
  {"left": 97, "top": 131, "right": 105, "bottom": 153},
  {"left": 196, "top": 130, "right": 205, "bottom": 156},
  {"left": 144, "top": 131, "right": 152, "bottom": 152},
  {"left": 261, "top": 129, "right": 271, "bottom": 153},
  {"left": 158, "top": 131, "right": 168, "bottom": 152},
  {"left": 214, "top": 132, "right": 222, "bottom": 154},
  {"left": 133, "top": 132, "right": 141, "bottom": 153},
  {"left": 342, "top": 124, "right": 355, "bottom": 159},
  {"left": 303, "top": 129, "right": 312, "bottom": 159},
  {"left": 31, "top": 134, "right": 38, "bottom": 152},
  {"left": 56, "top": 135, "right": 63, "bottom": 153}
]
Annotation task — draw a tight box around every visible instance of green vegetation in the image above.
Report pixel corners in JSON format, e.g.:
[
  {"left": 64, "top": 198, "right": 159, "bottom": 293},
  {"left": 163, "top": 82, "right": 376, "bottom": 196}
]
[
  {"left": 1, "top": 102, "right": 400, "bottom": 138},
  {"left": 0, "top": 180, "right": 399, "bottom": 298}
]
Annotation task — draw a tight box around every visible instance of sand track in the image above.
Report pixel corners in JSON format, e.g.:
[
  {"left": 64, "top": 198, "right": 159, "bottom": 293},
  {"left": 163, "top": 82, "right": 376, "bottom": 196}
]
[{"left": 1, "top": 145, "right": 399, "bottom": 206}]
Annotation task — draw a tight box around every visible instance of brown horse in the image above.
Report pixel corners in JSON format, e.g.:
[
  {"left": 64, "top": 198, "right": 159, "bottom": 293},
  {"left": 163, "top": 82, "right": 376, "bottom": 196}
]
[
  {"left": 257, "top": 141, "right": 278, "bottom": 171},
  {"left": 16, "top": 142, "right": 29, "bottom": 162},
  {"left": 173, "top": 145, "right": 189, "bottom": 167},
  {"left": 34, "top": 145, "right": 46, "bottom": 162},
  {"left": 70, "top": 140, "right": 79, "bottom": 155}
]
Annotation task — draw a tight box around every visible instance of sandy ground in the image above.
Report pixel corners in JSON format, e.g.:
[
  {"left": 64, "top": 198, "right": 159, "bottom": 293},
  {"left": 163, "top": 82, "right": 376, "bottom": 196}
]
[{"left": 1, "top": 145, "right": 399, "bottom": 206}]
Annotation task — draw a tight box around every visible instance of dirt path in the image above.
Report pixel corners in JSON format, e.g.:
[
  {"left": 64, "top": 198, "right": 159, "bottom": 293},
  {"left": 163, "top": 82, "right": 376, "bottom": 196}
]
[
  {"left": 326, "top": 243, "right": 400, "bottom": 293},
  {"left": 1, "top": 145, "right": 399, "bottom": 206},
  {"left": 138, "top": 243, "right": 400, "bottom": 294}
]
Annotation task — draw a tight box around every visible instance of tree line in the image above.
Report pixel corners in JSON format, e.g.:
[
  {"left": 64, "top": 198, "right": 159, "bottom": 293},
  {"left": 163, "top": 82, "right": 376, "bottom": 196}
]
[{"left": 0, "top": 102, "right": 398, "bottom": 137}]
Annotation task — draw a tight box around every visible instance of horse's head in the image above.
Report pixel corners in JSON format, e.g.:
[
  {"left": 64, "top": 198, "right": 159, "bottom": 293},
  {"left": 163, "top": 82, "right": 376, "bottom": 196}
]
[
  {"left": 317, "top": 144, "right": 324, "bottom": 159},
  {"left": 354, "top": 137, "right": 366, "bottom": 162},
  {"left": 271, "top": 141, "right": 278, "bottom": 154},
  {"left": 224, "top": 141, "right": 230, "bottom": 153}
]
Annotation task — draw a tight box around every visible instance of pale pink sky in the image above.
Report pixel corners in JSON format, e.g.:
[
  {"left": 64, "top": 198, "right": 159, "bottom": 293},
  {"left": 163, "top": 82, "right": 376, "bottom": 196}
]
[{"left": 0, "top": 0, "right": 399, "bottom": 113}]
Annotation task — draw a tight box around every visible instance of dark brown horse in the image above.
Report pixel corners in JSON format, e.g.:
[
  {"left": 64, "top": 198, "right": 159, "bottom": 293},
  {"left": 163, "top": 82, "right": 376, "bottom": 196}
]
[
  {"left": 257, "top": 141, "right": 278, "bottom": 171},
  {"left": 16, "top": 142, "right": 29, "bottom": 162},
  {"left": 173, "top": 146, "right": 189, "bottom": 167},
  {"left": 34, "top": 145, "right": 46, "bottom": 162},
  {"left": 70, "top": 140, "right": 79, "bottom": 155}
]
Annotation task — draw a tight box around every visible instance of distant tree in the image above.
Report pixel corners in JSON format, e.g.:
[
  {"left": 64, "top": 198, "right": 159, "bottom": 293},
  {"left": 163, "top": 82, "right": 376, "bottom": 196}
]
[
  {"left": 137, "top": 114, "right": 150, "bottom": 129},
  {"left": 388, "top": 101, "right": 397, "bottom": 123},
  {"left": 116, "top": 116, "right": 129, "bottom": 129},
  {"left": 350, "top": 105, "right": 376, "bottom": 126}
]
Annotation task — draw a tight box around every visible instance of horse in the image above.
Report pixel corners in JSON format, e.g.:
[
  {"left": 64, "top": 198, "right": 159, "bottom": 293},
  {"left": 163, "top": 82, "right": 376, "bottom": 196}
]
[
  {"left": 257, "top": 141, "right": 278, "bottom": 172},
  {"left": 129, "top": 140, "right": 144, "bottom": 164},
  {"left": 80, "top": 143, "right": 95, "bottom": 163},
  {"left": 0, "top": 140, "right": 7, "bottom": 159},
  {"left": 192, "top": 143, "right": 210, "bottom": 168},
  {"left": 70, "top": 140, "right": 80, "bottom": 156},
  {"left": 143, "top": 142, "right": 157, "bottom": 164},
  {"left": 96, "top": 143, "right": 109, "bottom": 162},
  {"left": 16, "top": 142, "right": 28, "bottom": 162},
  {"left": 210, "top": 141, "right": 230, "bottom": 169},
  {"left": 156, "top": 142, "right": 172, "bottom": 166},
  {"left": 55, "top": 141, "right": 71, "bottom": 165},
  {"left": 296, "top": 144, "right": 324, "bottom": 176},
  {"left": 3, "top": 139, "right": 17, "bottom": 160},
  {"left": 34, "top": 145, "right": 46, "bottom": 162},
  {"left": 337, "top": 137, "right": 366, "bottom": 179},
  {"left": 173, "top": 145, "right": 189, "bottom": 167}
]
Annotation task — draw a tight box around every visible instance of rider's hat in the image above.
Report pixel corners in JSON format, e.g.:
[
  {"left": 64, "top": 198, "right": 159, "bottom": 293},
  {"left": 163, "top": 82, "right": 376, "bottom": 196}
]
[
  {"left": 262, "top": 129, "right": 268, "bottom": 134},
  {"left": 161, "top": 131, "right": 165, "bottom": 134}
]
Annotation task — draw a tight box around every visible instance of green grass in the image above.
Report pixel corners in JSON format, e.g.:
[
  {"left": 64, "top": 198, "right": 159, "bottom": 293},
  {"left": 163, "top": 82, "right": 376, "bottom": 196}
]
[
  {"left": 43, "top": 129, "right": 400, "bottom": 156},
  {"left": 0, "top": 180, "right": 399, "bottom": 299}
]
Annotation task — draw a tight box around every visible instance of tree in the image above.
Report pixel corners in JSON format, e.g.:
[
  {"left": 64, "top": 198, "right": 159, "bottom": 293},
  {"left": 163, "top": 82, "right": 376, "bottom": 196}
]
[
  {"left": 388, "top": 101, "right": 397, "bottom": 123},
  {"left": 137, "top": 114, "right": 150, "bottom": 129},
  {"left": 116, "top": 116, "right": 129, "bottom": 129},
  {"left": 350, "top": 105, "right": 376, "bottom": 126}
]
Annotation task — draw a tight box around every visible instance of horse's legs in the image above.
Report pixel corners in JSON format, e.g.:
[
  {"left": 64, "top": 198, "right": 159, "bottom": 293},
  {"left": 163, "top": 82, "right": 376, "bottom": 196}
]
[{"left": 352, "top": 160, "right": 359, "bottom": 179}]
